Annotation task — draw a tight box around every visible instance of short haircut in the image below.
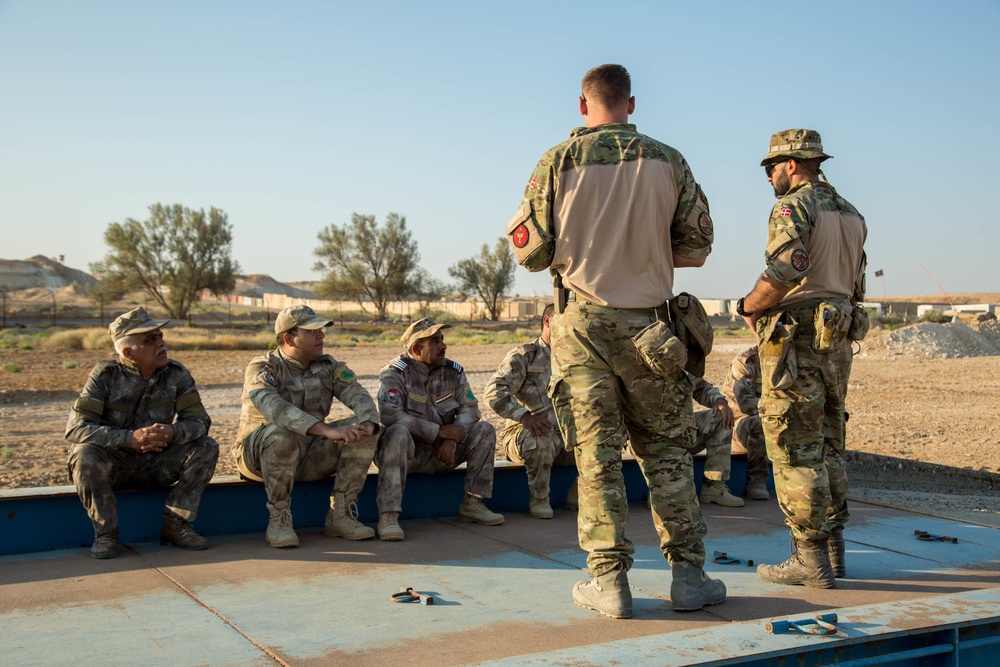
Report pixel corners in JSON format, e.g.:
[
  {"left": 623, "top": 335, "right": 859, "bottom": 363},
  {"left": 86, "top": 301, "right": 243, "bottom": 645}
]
[
  {"left": 114, "top": 333, "right": 139, "bottom": 358},
  {"left": 582, "top": 64, "right": 631, "bottom": 110},
  {"left": 540, "top": 303, "right": 554, "bottom": 333},
  {"left": 796, "top": 157, "right": 824, "bottom": 175},
  {"left": 276, "top": 328, "right": 297, "bottom": 347}
]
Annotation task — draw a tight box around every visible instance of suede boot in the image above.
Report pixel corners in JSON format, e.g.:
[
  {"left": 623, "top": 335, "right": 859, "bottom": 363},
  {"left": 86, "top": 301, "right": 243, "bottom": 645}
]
[
  {"left": 670, "top": 561, "right": 727, "bottom": 611},
  {"left": 757, "top": 537, "right": 836, "bottom": 588},
  {"left": 160, "top": 512, "right": 209, "bottom": 550},
  {"left": 377, "top": 512, "right": 404, "bottom": 541},
  {"left": 529, "top": 497, "right": 553, "bottom": 519},
  {"left": 458, "top": 496, "right": 504, "bottom": 525},
  {"left": 744, "top": 478, "right": 770, "bottom": 501},
  {"left": 91, "top": 530, "right": 118, "bottom": 559},
  {"left": 829, "top": 527, "right": 846, "bottom": 578},
  {"left": 699, "top": 480, "right": 744, "bottom": 507},
  {"left": 266, "top": 500, "right": 299, "bottom": 548},
  {"left": 572, "top": 568, "right": 632, "bottom": 619},
  {"left": 324, "top": 493, "right": 375, "bottom": 540}
]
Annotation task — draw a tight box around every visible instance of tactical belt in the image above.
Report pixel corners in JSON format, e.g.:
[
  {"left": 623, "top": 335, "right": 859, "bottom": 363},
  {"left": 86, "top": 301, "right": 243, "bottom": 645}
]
[{"left": 565, "top": 290, "right": 668, "bottom": 320}]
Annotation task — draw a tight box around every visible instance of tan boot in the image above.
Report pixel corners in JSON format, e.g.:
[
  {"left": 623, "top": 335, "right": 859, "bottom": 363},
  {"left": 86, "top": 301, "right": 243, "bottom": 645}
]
[
  {"left": 377, "top": 512, "right": 404, "bottom": 541},
  {"left": 699, "top": 480, "right": 745, "bottom": 507},
  {"left": 744, "top": 478, "right": 770, "bottom": 501},
  {"left": 565, "top": 479, "right": 579, "bottom": 510},
  {"left": 91, "top": 530, "right": 118, "bottom": 559},
  {"left": 160, "top": 512, "right": 209, "bottom": 550},
  {"left": 670, "top": 560, "right": 727, "bottom": 611},
  {"left": 529, "top": 497, "right": 553, "bottom": 519},
  {"left": 458, "top": 496, "right": 504, "bottom": 525},
  {"left": 573, "top": 568, "right": 632, "bottom": 619},
  {"left": 829, "top": 527, "right": 846, "bottom": 578},
  {"left": 266, "top": 500, "right": 299, "bottom": 548},
  {"left": 324, "top": 493, "right": 375, "bottom": 540},
  {"left": 757, "top": 537, "right": 836, "bottom": 588}
]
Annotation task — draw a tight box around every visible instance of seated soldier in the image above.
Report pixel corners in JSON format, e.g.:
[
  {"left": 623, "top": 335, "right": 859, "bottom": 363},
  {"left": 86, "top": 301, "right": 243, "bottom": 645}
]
[
  {"left": 728, "top": 346, "right": 769, "bottom": 500},
  {"left": 234, "top": 305, "right": 379, "bottom": 548},
  {"left": 374, "top": 318, "right": 503, "bottom": 540},
  {"left": 66, "top": 307, "right": 219, "bottom": 559},
  {"left": 691, "top": 375, "right": 744, "bottom": 507},
  {"left": 485, "top": 304, "right": 575, "bottom": 519}
]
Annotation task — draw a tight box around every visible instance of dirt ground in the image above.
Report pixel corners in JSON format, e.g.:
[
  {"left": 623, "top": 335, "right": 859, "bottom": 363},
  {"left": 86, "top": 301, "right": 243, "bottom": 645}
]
[{"left": 2, "top": 334, "right": 999, "bottom": 491}]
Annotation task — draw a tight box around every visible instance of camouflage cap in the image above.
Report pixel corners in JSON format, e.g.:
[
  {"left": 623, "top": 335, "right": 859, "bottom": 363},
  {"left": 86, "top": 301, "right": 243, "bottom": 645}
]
[
  {"left": 761, "top": 128, "right": 832, "bottom": 166},
  {"left": 274, "top": 305, "right": 333, "bottom": 335},
  {"left": 108, "top": 307, "right": 169, "bottom": 342},
  {"left": 401, "top": 317, "right": 451, "bottom": 349}
]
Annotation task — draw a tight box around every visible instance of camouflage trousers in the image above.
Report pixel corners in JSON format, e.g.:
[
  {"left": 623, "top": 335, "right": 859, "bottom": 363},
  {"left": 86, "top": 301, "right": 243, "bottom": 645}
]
[
  {"left": 499, "top": 423, "right": 575, "bottom": 501},
  {"left": 690, "top": 409, "right": 734, "bottom": 482},
  {"left": 550, "top": 302, "right": 707, "bottom": 577},
  {"left": 734, "top": 415, "right": 770, "bottom": 486},
  {"left": 374, "top": 421, "right": 496, "bottom": 514},
  {"left": 67, "top": 437, "right": 219, "bottom": 535},
  {"left": 235, "top": 416, "right": 376, "bottom": 506},
  {"left": 757, "top": 302, "right": 852, "bottom": 541}
]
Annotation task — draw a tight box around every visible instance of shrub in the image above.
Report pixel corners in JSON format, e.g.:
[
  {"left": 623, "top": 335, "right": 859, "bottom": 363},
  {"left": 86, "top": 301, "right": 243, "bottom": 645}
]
[
  {"left": 62, "top": 360, "right": 78, "bottom": 369},
  {"left": 2, "top": 362, "right": 21, "bottom": 373}
]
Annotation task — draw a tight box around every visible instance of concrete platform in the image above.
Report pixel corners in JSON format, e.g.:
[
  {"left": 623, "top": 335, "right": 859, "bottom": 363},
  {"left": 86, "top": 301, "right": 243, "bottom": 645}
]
[{"left": 3, "top": 493, "right": 999, "bottom": 666}]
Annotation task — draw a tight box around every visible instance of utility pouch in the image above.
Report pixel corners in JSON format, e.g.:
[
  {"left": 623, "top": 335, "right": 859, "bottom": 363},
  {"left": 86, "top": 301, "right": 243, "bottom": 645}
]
[
  {"left": 632, "top": 320, "right": 688, "bottom": 379},
  {"left": 812, "top": 302, "right": 852, "bottom": 352},
  {"left": 761, "top": 314, "right": 797, "bottom": 391},
  {"left": 667, "top": 292, "right": 714, "bottom": 377},
  {"left": 848, "top": 306, "right": 870, "bottom": 341},
  {"left": 506, "top": 200, "right": 555, "bottom": 272}
]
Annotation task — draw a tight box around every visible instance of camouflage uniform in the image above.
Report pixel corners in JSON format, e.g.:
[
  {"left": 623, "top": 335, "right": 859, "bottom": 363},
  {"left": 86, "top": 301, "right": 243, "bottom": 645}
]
[
  {"left": 727, "top": 347, "right": 770, "bottom": 487},
  {"left": 689, "top": 375, "right": 734, "bottom": 483},
  {"left": 484, "top": 337, "right": 574, "bottom": 502},
  {"left": 66, "top": 358, "right": 219, "bottom": 535},
  {"left": 375, "top": 353, "right": 495, "bottom": 513},
  {"left": 754, "top": 136, "right": 867, "bottom": 542},
  {"left": 520, "top": 122, "right": 715, "bottom": 576},
  {"left": 234, "top": 348, "right": 378, "bottom": 506}
]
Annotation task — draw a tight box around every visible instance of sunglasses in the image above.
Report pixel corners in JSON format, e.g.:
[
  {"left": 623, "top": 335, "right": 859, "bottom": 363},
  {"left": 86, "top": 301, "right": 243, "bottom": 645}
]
[{"left": 764, "top": 160, "right": 789, "bottom": 177}]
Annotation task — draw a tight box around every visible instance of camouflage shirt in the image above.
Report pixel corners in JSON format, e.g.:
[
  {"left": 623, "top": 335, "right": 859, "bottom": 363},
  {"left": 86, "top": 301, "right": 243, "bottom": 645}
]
[
  {"left": 521, "top": 122, "right": 713, "bottom": 307},
  {"left": 484, "top": 337, "right": 556, "bottom": 431},
  {"left": 690, "top": 373, "right": 725, "bottom": 411},
  {"left": 235, "top": 348, "right": 377, "bottom": 447},
  {"left": 727, "top": 348, "right": 761, "bottom": 416},
  {"left": 377, "top": 353, "right": 481, "bottom": 443},
  {"left": 65, "top": 358, "right": 210, "bottom": 450},
  {"left": 763, "top": 180, "right": 867, "bottom": 307}
]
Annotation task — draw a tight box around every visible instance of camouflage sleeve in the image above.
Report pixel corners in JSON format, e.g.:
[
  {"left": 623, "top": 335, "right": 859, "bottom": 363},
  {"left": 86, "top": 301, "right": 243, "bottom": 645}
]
[
  {"left": 483, "top": 349, "right": 529, "bottom": 422},
  {"left": 523, "top": 155, "right": 557, "bottom": 238},
  {"left": 729, "top": 352, "right": 761, "bottom": 416},
  {"left": 64, "top": 364, "right": 132, "bottom": 449},
  {"left": 671, "top": 158, "right": 714, "bottom": 260},
  {"left": 762, "top": 199, "right": 812, "bottom": 286},
  {"left": 690, "top": 373, "right": 724, "bottom": 409},
  {"left": 331, "top": 362, "right": 379, "bottom": 426},
  {"left": 170, "top": 365, "right": 210, "bottom": 444},
  {"left": 377, "top": 369, "right": 440, "bottom": 443},
  {"left": 453, "top": 371, "right": 482, "bottom": 430},
  {"left": 245, "top": 359, "right": 321, "bottom": 436}
]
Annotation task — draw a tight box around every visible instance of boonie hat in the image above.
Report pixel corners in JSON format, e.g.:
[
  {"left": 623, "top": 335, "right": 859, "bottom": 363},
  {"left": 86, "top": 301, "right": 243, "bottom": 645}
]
[
  {"left": 108, "top": 307, "right": 169, "bottom": 342},
  {"left": 401, "top": 317, "right": 451, "bottom": 349},
  {"left": 274, "top": 305, "right": 333, "bottom": 335},
  {"left": 761, "top": 128, "right": 832, "bottom": 166}
]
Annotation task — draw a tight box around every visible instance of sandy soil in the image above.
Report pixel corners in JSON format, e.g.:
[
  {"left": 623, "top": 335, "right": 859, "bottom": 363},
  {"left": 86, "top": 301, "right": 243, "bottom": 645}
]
[{"left": 1, "top": 336, "right": 999, "bottom": 490}]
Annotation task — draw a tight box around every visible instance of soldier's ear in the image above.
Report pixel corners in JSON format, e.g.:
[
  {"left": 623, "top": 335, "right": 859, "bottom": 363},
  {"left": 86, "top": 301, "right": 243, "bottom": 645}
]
[
  {"left": 579, "top": 95, "right": 588, "bottom": 118},
  {"left": 627, "top": 96, "right": 635, "bottom": 115}
]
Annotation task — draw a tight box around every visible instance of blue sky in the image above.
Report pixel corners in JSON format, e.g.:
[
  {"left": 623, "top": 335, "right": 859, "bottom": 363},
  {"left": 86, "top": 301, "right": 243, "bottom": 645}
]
[{"left": 2, "top": 1, "right": 998, "bottom": 299}]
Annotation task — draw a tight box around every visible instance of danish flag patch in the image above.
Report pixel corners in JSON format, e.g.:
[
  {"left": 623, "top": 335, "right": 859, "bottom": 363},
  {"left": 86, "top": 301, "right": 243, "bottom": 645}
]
[{"left": 780, "top": 208, "right": 792, "bottom": 217}]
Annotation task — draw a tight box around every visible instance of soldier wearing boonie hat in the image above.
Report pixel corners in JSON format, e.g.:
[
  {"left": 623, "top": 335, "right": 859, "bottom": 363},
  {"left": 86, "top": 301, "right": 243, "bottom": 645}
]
[
  {"left": 66, "top": 306, "right": 219, "bottom": 559},
  {"left": 737, "top": 128, "right": 868, "bottom": 589},
  {"left": 235, "top": 305, "right": 380, "bottom": 548},
  {"left": 373, "top": 317, "right": 503, "bottom": 540}
]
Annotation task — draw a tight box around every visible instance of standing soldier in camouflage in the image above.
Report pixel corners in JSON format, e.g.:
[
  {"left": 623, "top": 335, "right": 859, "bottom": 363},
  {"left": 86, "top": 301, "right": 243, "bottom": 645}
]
[
  {"left": 727, "top": 346, "right": 770, "bottom": 501},
  {"left": 485, "top": 304, "right": 575, "bottom": 519},
  {"left": 374, "top": 318, "right": 503, "bottom": 541},
  {"left": 66, "top": 307, "right": 219, "bottom": 559},
  {"left": 234, "top": 305, "right": 379, "bottom": 548},
  {"left": 508, "top": 64, "right": 725, "bottom": 618},
  {"left": 737, "top": 129, "right": 868, "bottom": 587}
]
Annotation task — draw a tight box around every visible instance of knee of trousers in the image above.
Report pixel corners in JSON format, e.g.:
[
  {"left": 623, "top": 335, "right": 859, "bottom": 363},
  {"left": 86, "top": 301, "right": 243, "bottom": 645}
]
[
  {"left": 186, "top": 436, "right": 221, "bottom": 467},
  {"left": 67, "top": 443, "right": 115, "bottom": 483},
  {"left": 377, "top": 423, "right": 415, "bottom": 465},
  {"left": 465, "top": 421, "right": 497, "bottom": 450}
]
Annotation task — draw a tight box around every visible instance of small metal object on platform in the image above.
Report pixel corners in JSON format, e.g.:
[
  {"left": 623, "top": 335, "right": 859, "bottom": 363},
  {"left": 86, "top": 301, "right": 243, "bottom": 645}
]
[
  {"left": 766, "top": 612, "right": 839, "bottom": 635},
  {"left": 390, "top": 586, "right": 434, "bottom": 605},
  {"left": 915, "top": 529, "right": 959, "bottom": 543}
]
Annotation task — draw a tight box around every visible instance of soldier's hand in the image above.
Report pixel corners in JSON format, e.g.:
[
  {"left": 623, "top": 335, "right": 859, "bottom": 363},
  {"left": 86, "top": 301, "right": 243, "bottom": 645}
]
[
  {"left": 130, "top": 424, "right": 174, "bottom": 452},
  {"left": 436, "top": 440, "right": 457, "bottom": 467},
  {"left": 520, "top": 413, "right": 553, "bottom": 438},
  {"left": 713, "top": 399, "right": 734, "bottom": 429},
  {"left": 437, "top": 424, "right": 466, "bottom": 443},
  {"left": 323, "top": 424, "right": 369, "bottom": 444}
]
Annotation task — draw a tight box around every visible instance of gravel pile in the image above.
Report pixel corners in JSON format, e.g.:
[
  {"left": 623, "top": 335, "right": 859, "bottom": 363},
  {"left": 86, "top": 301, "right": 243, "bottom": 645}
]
[{"left": 863, "top": 318, "right": 1000, "bottom": 359}]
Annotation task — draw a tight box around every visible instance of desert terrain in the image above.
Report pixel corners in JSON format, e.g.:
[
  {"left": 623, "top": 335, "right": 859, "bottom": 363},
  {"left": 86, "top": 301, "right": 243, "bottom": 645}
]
[{"left": 2, "top": 321, "right": 999, "bottom": 491}]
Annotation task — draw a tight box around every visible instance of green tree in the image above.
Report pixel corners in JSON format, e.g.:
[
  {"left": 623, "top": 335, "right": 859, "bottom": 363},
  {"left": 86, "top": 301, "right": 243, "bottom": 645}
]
[
  {"left": 448, "top": 237, "right": 516, "bottom": 321},
  {"left": 313, "top": 212, "right": 420, "bottom": 320},
  {"left": 91, "top": 203, "right": 239, "bottom": 319}
]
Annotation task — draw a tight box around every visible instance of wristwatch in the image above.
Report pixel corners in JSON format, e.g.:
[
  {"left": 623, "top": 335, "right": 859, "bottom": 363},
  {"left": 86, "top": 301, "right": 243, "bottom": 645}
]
[{"left": 736, "top": 297, "right": 752, "bottom": 317}]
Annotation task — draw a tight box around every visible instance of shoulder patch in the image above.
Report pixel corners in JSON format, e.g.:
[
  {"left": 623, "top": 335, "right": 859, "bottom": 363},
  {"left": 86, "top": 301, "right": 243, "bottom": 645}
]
[
  {"left": 464, "top": 387, "right": 476, "bottom": 403},
  {"left": 254, "top": 367, "right": 277, "bottom": 388},
  {"left": 338, "top": 367, "right": 357, "bottom": 382},
  {"left": 445, "top": 359, "right": 464, "bottom": 374},
  {"left": 390, "top": 358, "right": 409, "bottom": 372}
]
